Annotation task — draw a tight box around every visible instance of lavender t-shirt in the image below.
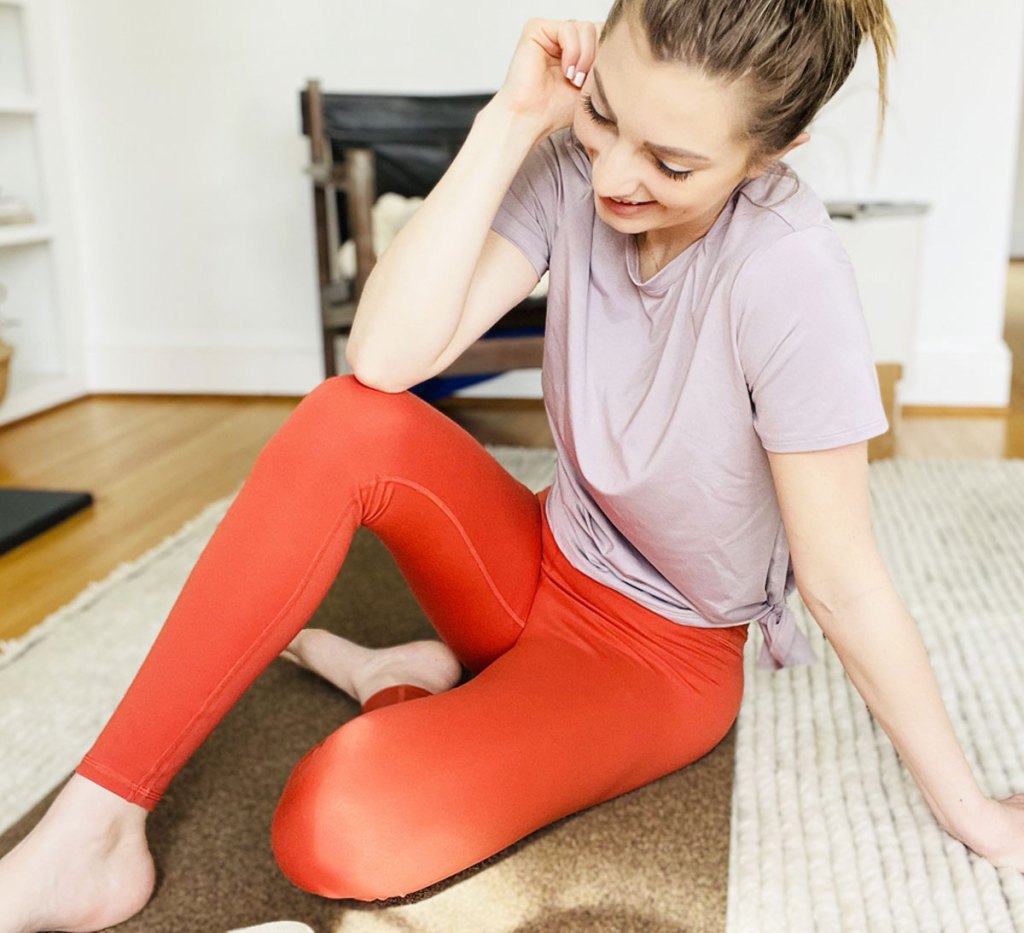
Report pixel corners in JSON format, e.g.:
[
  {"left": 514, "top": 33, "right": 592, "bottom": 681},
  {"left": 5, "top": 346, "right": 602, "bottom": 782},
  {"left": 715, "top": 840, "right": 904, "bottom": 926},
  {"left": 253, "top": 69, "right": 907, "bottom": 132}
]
[{"left": 490, "top": 126, "right": 889, "bottom": 671}]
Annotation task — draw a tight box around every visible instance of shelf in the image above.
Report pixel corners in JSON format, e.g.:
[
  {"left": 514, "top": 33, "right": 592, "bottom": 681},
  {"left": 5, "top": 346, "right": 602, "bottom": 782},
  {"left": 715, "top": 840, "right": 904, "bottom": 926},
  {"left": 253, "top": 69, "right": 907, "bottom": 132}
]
[
  {"left": 0, "top": 223, "right": 50, "bottom": 247},
  {"left": 0, "top": 0, "right": 78, "bottom": 428}
]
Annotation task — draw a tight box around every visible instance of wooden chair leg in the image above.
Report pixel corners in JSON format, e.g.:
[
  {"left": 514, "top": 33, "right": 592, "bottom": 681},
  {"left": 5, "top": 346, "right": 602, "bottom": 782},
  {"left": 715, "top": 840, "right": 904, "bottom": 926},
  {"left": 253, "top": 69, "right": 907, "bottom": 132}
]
[
  {"left": 345, "top": 147, "right": 377, "bottom": 304},
  {"left": 306, "top": 78, "right": 338, "bottom": 378}
]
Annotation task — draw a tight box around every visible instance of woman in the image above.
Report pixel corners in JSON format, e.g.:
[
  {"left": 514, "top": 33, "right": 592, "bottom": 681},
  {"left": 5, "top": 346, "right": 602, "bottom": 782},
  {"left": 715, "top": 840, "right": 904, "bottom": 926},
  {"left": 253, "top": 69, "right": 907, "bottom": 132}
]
[{"left": 3, "top": 2, "right": 1024, "bottom": 929}]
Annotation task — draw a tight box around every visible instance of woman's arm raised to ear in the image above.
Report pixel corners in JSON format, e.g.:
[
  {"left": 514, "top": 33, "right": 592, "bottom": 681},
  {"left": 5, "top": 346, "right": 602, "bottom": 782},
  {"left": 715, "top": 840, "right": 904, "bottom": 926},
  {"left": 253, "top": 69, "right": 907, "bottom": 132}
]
[{"left": 347, "top": 18, "right": 602, "bottom": 392}]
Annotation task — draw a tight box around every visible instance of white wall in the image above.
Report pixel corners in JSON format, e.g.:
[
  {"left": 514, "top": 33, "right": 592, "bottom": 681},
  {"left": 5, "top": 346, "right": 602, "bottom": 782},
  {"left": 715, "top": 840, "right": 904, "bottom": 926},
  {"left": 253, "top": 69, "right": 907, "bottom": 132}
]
[
  {"left": 52, "top": 0, "right": 1021, "bottom": 405},
  {"left": 785, "top": 0, "right": 1021, "bottom": 407},
  {"left": 50, "top": 0, "right": 605, "bottom": 395}
]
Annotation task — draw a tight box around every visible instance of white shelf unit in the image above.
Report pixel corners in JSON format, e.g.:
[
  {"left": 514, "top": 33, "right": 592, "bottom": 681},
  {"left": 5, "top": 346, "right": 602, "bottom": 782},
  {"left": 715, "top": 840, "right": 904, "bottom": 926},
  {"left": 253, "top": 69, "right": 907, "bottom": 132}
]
[{"left": 0, "top": 0, "right": 85, "bottom": 427}]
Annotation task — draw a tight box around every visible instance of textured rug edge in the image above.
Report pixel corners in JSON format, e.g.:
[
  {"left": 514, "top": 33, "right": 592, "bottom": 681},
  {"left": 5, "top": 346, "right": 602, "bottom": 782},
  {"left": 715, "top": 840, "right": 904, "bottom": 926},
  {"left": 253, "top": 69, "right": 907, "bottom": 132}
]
[{"left": 0, "top": 483, "right": 243, "bottom": 670}]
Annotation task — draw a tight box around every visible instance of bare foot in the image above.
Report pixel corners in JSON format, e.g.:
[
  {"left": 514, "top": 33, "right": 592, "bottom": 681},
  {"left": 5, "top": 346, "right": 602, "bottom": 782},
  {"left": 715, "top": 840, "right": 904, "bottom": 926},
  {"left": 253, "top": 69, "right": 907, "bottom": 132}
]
[
  {"left": 0, "top": 773, "right": 155, "bottom": 933},
  {"left": 280, "top": 630, "right": 462, "bottom": 706}
]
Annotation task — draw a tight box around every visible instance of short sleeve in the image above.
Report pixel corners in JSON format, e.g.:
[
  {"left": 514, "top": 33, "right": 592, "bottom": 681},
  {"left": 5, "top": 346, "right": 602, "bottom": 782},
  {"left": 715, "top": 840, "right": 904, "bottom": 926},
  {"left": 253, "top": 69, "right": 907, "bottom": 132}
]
[
  {"left": 489, "top": 132, "right": 564, "bottom": 280},
  {"left": 732, "top": 226, "right": 890, "bottom": 453}
]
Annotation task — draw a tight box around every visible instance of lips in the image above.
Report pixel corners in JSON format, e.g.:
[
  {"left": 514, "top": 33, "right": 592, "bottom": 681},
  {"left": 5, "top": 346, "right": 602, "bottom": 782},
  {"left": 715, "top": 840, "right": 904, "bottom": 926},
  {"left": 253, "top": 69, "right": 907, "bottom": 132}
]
[{"left": 601, "top": 196, "right": 655, "bottom": 215}]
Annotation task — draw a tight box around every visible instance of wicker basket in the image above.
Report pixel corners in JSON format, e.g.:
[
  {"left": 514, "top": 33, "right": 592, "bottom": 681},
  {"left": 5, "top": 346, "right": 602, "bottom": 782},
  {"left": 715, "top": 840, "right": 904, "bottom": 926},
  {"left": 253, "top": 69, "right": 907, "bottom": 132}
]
[{"left": 0, "top": 340, "right": 12, "bottom": 404}]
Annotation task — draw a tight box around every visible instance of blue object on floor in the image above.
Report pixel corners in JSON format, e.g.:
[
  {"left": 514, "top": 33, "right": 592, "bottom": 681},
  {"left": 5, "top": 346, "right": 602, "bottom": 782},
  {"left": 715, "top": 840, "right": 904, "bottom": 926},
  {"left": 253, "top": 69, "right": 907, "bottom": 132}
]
[
  {"left": 408, "top": 372, "right": 504, "bottom": 402},
  {"left": 0, "top": 488, "right": 95, "bottom": 555}
]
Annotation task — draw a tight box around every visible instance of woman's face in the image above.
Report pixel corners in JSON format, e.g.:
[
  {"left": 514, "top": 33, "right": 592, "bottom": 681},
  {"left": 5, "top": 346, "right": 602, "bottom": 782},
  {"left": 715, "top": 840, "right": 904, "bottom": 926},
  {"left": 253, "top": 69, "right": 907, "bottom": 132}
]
[{"left": 572, "top": 18, "right": 763, "bottom": 247}]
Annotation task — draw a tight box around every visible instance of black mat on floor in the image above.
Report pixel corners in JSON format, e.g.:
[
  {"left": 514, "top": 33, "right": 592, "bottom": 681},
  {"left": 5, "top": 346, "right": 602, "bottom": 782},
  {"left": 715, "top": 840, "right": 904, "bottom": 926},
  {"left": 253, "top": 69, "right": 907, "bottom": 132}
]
[{"left": 0, "top": 488, "right": 94, "bottom": 555}]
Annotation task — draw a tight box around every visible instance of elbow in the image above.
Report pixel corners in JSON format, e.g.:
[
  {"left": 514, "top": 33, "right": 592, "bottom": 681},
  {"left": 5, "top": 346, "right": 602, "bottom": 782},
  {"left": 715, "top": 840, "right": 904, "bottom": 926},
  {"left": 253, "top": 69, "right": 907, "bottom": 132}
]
[
  {"left": 799, "top": 577, "right": 899, "bottom": 623},
  {"left": 345, "top": 351, "right": 415, "bottom": 395},
  {"left": 349, "top": 367, "right": 413, "bottom": 395}
]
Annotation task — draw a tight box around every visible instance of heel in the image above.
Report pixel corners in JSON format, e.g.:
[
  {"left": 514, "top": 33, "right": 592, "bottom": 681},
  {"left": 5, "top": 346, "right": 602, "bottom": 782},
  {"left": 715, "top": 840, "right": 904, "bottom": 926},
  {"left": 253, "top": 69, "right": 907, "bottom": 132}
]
[{"left": 360, "top": 683, "right": 434, "bottom": 714}]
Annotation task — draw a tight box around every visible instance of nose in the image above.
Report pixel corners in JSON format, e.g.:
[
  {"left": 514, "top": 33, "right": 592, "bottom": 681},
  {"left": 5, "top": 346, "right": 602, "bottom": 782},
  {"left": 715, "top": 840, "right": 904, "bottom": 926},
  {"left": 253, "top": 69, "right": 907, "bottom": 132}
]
[{"left": 590, "top": 139, "right": 649, "bottom": 202}]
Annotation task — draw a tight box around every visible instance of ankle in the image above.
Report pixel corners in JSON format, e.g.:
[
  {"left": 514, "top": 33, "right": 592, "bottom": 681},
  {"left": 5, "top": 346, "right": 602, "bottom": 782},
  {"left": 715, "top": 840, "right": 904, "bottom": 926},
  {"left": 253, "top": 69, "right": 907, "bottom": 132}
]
[
  {"left": 287, "top": 628, "right": 318, "bottom": 665},
  {"left": 45, "top": 774, "right": 149, "bottom": 840}
]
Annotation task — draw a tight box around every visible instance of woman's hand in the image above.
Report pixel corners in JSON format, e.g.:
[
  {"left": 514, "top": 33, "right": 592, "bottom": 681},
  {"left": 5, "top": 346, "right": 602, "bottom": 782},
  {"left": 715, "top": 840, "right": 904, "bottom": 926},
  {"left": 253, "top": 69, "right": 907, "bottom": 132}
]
[
  {"left": 954, "top": 793, "right": 1024, "bottom": 871},
  {"left": 495, "top": 18, "right": 604, "bottom": 137}
]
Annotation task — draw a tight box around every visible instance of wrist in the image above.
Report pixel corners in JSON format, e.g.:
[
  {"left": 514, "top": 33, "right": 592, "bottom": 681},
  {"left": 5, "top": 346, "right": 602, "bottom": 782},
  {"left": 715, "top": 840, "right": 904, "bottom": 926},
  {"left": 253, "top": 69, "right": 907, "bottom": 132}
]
[
  {"left": 941, "top": 795, "right": 1003, "bottom": 852},
  {"left": 482, "top": 90, "right": 554, "bottom": 144}
]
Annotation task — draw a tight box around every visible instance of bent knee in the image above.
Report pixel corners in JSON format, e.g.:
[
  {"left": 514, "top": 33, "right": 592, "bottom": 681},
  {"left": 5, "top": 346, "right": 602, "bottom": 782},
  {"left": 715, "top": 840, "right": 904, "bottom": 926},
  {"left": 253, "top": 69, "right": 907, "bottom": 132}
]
[
  {"left": 303, "top": 373, "right": 413, "bottom": 417},
  {"left": 260, "top": 373, "right": 426, "bottom": 479},
  {"left": 292, "top": 373, "right": 428, "bottom": 444},
  {"left": 269, "top": 716, "right": 452, "bottom": 901}
]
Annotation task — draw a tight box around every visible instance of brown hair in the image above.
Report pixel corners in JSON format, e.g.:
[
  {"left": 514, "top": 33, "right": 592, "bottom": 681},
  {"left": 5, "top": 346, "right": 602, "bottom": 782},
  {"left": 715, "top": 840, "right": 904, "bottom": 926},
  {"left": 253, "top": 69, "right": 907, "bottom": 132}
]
[{"left": 599, "top": 0, "right": 897, "bottom": 193}]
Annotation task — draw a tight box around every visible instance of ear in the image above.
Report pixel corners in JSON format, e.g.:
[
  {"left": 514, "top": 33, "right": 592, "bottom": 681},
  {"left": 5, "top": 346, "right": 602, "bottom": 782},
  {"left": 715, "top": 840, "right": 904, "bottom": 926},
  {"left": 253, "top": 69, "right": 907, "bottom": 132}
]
[
  {"left": 779, "top": 131, "right": 811, "bottom": 158},
  {"left": 744, "top": 132, "right": 812, "bottom": 180}
]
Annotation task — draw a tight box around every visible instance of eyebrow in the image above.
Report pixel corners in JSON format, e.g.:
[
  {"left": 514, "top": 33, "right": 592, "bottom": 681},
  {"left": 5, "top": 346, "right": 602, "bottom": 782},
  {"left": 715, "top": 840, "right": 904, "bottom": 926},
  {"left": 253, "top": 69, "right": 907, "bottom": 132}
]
[{"left": 591, "top": 67, "right": 714, "bottom": 165}]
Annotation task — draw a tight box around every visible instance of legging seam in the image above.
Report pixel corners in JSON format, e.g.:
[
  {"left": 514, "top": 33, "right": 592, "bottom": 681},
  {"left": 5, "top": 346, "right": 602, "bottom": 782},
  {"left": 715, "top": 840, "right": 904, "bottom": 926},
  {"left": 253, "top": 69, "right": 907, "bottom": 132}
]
[
  {"left": 79, "top": 755, "right": 161, "bottom": 803},
  {"left": 367, "top": 475, "right": 534, "bottom": 632}
]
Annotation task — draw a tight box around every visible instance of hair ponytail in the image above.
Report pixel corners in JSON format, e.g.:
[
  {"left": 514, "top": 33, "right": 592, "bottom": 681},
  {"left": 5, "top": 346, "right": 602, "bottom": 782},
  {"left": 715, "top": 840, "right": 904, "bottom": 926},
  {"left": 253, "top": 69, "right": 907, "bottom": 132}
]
[{"left": 841, "top": 0, "right": 899, "bottom": 147}]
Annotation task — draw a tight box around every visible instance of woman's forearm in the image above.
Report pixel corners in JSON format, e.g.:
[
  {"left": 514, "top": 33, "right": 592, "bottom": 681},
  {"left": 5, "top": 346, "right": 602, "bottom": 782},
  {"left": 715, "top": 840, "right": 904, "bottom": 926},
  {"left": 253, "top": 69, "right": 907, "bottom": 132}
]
[
  {"left": 345, "top": 92, "right": 549, "bottom": 391},
  {"left": 807, "top": 582, "right": 990, "bottom": 841}
]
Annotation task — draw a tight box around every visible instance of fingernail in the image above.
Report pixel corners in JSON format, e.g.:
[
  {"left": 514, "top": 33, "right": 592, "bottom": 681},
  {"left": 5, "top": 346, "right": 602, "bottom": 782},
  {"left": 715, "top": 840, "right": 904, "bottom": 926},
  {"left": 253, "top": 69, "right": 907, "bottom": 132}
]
[
  {"left": 566, "top": 65, "right": 576, "bottom": 80},
  {"left": 573, "top": 70, "right": 586, "bottom": 87}
]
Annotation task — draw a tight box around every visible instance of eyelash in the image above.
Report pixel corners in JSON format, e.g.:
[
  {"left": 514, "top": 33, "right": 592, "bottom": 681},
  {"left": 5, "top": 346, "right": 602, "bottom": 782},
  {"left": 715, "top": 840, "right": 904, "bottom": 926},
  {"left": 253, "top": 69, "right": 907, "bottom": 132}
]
[{"left": 580, "top": 93, "right": 695, "bottom": 182}]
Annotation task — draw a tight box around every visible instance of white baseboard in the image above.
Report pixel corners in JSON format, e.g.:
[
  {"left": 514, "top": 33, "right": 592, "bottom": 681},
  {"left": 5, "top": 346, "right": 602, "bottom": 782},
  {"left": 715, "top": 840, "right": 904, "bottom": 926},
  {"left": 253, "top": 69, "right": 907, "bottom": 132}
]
[
  {"left": 85, "top": 340, "right": 323, "bottom": 395},
  {"left": 897, "top": 340, "right": 1013, "bottom": 407},
  {"left": 1010, "top": 226, "right": 1024, "bottom": 260}
]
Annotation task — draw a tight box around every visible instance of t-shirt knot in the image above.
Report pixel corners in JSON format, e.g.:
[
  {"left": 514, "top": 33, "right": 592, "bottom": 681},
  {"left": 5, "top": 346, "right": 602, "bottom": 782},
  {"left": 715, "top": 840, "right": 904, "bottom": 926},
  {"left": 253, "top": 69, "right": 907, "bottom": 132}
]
[{"left": 755, "top": 603, "right": 818, "bottom": 672}]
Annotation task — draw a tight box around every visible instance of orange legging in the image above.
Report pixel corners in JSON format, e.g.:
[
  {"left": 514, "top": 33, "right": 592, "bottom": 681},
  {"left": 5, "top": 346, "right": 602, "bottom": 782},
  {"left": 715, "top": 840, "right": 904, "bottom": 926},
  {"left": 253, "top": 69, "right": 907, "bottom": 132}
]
[{"left": 75, "top": 374, "right": 749, "bottom": 901}]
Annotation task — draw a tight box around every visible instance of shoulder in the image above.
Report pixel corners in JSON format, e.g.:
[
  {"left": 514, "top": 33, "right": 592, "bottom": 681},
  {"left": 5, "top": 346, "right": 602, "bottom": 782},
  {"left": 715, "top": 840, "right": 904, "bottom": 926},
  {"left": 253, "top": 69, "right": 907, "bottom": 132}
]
[
  {"left": 545, "top": 126, "right": 593, "bottom": 178},
  {"left": 720, "top": 165, "right": 847, "bottom": 282},
  {"left": 722, "top": 182, "right": 856, "bottom": 313},
  {"left": 505, "top": 126, "right": 593, "bottom": 215},
  {"left": 542, "top": 126, "right": 597, "bottom": 203}
]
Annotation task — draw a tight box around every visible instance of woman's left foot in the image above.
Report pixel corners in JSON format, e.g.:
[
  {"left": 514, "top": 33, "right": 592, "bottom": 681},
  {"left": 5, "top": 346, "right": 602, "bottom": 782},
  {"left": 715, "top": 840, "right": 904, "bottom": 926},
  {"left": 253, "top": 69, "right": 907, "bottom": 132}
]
[{"left": 280, "top": 630, "right": 462, "bottom": 706}]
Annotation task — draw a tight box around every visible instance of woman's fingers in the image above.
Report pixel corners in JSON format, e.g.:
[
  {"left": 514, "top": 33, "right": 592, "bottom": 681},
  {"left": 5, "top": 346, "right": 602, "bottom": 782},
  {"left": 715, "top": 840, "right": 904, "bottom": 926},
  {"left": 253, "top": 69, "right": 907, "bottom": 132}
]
[
  {"left": 576, "top": 21, "right": 600, "bottom": 80},
  {"left": 565, "top": 20, "right": 602, "bottom": 88},
  {"left": 558, "top": 20, "right": 581, "bottom": 80},
  {"left": 497, "top": 17, "right": 607, "bottom": 133}
]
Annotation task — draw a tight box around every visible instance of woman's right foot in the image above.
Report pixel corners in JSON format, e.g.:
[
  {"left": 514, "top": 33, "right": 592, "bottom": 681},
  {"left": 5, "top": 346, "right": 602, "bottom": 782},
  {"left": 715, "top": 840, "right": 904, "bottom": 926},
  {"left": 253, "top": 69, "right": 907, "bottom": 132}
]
[
  {"left": 0, "top": 773, "right": 155, "bottom": 933},
  {"left": 280, "top": 630, "right": 463, "bottom": 706}
]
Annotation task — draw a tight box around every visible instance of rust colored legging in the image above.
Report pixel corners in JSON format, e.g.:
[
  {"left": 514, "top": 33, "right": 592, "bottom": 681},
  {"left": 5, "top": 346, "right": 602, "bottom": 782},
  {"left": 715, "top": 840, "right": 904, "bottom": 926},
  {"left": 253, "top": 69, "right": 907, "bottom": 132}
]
[{"left": 75, "top": 374, "right": 750, "bottom": 902}]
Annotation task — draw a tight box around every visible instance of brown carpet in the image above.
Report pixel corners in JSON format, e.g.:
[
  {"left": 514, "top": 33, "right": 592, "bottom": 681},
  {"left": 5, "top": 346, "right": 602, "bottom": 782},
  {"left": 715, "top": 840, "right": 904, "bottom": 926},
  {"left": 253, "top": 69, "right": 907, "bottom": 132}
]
[{"left": 0, "top": 526, "right": 736, "bottom": 932}]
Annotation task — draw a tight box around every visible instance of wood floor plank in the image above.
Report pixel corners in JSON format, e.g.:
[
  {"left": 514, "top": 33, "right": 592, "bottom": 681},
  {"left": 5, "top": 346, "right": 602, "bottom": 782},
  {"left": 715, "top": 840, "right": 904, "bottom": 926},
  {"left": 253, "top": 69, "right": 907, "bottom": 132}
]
[{"left": 0, "top": 397, "right": 299, "bottom": 642}]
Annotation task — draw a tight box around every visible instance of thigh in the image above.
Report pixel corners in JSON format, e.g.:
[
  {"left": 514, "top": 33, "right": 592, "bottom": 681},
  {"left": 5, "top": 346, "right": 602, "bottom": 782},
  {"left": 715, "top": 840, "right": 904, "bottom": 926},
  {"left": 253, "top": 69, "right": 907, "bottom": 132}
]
[{"left": 270, "top": 572, "right": 748, "bottom": 901}]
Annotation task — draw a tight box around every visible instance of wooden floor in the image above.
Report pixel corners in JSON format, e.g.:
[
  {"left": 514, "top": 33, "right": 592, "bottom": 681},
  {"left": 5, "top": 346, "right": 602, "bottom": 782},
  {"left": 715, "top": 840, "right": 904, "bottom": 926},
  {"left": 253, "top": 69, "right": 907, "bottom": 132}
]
[{"left": 2, "top": 262, "right": 1023, "bottom": 643}]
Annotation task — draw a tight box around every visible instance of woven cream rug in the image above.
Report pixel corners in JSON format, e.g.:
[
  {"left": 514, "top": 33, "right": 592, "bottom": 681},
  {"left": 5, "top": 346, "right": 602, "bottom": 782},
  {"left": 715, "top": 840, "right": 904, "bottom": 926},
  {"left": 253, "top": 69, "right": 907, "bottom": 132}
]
[{"left": 728, "top": 458, "right": 1024, "bottom": 933}]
